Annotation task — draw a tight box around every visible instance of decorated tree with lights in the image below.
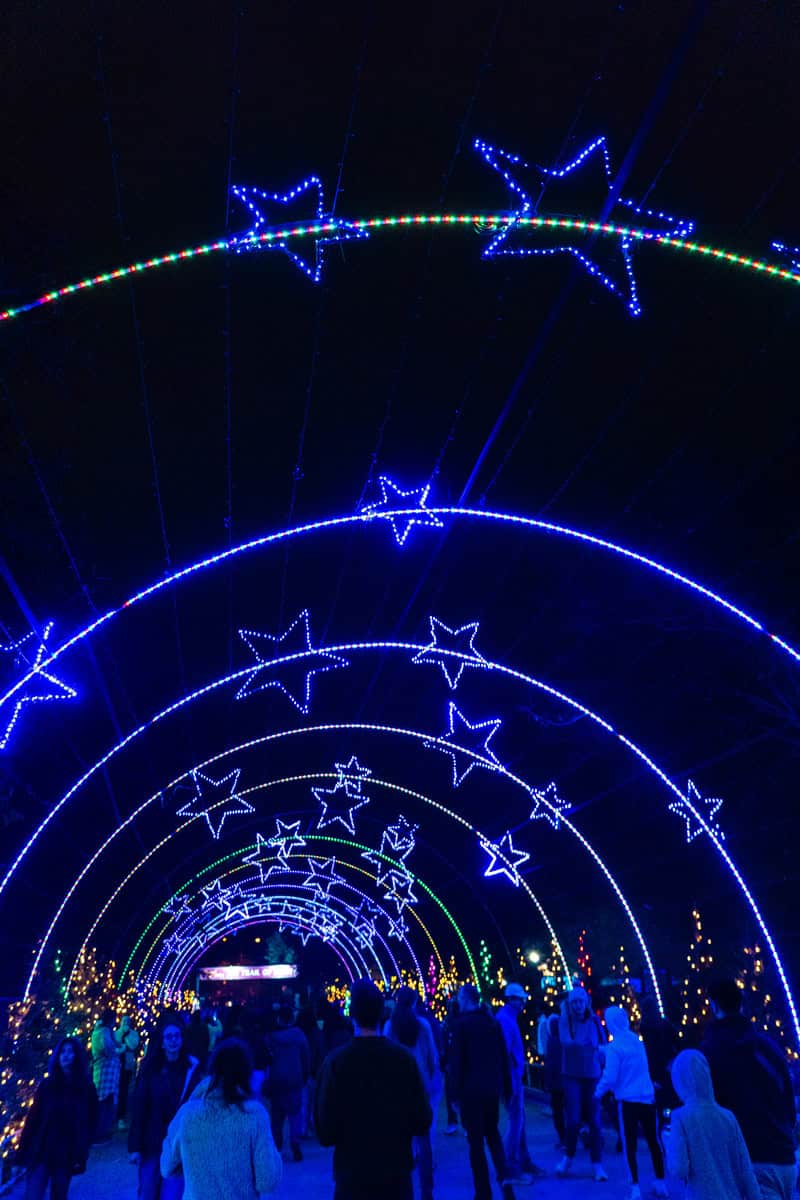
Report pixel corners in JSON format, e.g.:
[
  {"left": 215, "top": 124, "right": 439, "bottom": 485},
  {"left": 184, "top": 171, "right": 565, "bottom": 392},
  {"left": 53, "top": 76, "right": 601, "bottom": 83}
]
[
  {"left": 678, "top": 907, "right": 714, "bottom": 1044},
  {"left": 576, "top": 928, "right": 593, "bottom": 999},
  {"left": 737, "top": 944, "right": 795, "bottom": 1058},
  {"left": 66, "top": 947, "right": 118, "bottom": 1043},
  {"left": 606, "top": 944, "right": 641, "bottom": 1025}
]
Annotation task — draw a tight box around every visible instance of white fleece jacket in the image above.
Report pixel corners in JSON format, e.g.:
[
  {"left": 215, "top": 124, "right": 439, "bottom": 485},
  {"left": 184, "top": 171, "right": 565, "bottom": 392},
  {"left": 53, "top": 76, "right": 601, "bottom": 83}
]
[{"left": 595, "top": 1006, "right": 655, "bottom": 1104}]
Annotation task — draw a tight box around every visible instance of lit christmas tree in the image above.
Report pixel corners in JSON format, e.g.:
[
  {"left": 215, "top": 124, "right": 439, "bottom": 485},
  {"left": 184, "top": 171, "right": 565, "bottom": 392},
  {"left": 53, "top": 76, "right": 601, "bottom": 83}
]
[
  {"left": 678, "top": 907, "right": 714, "bottom": 1043},
  {"left": 606, "top": 944, "right": 641, "bottom": 1025},
  {"left": 576, "top": 928, "right": 593, "bottom": 998},
  {"left": 737, "top": 944, "right": 796, "bottom": 1059},
  {"left": 66, "top": 947, "right": 118, "bottom": 1044}
]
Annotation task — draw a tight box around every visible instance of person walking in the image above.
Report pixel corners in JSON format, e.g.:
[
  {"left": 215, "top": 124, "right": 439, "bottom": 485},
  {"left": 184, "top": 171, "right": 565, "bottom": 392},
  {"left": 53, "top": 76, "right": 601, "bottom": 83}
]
[
  {"left": 595, "top": 1006, "right": 667, "bottom": 1199},
  {"left": 114, "top": 1015, "right": 140, "bottom": 1129},
  {"left": 295, "top": 999, "right": 323, "bottom": 1138},
  {"left": 701, "top": 979, "right": 797, "bottom": 1200},
  {"left": 315, "top": 978, "right": 432, "bottom": 1200},
  {"left": 265, "top": 1005, "right": 310, "bottom": 1162},
  {"left": 16, "top": 1038, "right": 98, "bottom": 1200},
  {"left": 543, "top": 1013, "right": 566, "bottom": 1148},
  {"left": 160, "top": 1038, "right": 281, "bottom": 1199},
  {"left": 496, "top": 982, "right": 543, "bottom": 1184},
  {"left": 555, "top": 987, "right": 608, "bottom": 1181},
  {"left": 442, "top": 997, "right": 461, "bottom": 1134},
  {"left": 90, "top": 1010, "right": 120, "bottom": 1144},
  {"left": 385, "top": 986, "right": 440, "bottom": 1200},
  {"left": 450, "top": 983, "right": 516, "bottom": 1200},
  {"left": 128, "top": 1017, "right": 204, "bottom": 1200},
  {"left": 666, "top": 1049, "right": 760, "bottom": 1200}
]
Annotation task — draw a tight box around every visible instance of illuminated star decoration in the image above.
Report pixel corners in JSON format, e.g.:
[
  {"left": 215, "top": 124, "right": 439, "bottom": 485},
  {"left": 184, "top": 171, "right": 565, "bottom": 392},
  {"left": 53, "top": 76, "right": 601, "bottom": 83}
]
[
  {"left": 199, "top": 879, "right": 232, "bottom": 913},
  {"left": 529, "top": 781, "right": 571, "bottom": 830},
  {"left": 481, "top": 830, "right": 530, "bottom": 886},
  {"left": 267, "top": 817, "right": 307, "bottom": 855},
  {"left": 242, "top": 833, "right": 278, "bottom": 884},
  {"left": 236, "top": 609, "right": 348, "bottom": 715},
  {"left": 313, "top": 780, "right": 370, "bottom": 835},
  {"left": 474, "top": 135, "right": 694, "bottom": 317},
  {"left": 669, "top": 780, "right": 725, "bottom": 844},
  {"left": 163, "top": 894, "right": 193, "bottom": 920},
  {"left": 381, "top": 814, "right": 418, "bottom": 861},
  {"left": 772, "top": 241, "right": 800, "bottom": 275},
  {"left": 0, "top": 621, "right": 77, "bottom": 750},
  {"left": 230, "top": 175, "right": 368, "bottom": 282},
  {"left": 387, "top": 914, "right": 409, "bottom": 941},
  {"left": 304, "top": 856, "right": 345, "bottom": 898},
  {"left": 384, "top": 868, "right": 418, "bottom": 914},
  {"left": 359, "top": 475, "right": 445, "bottom": 546},
  {"left": 437, "top": 701, "right": 503, "bottom": 787},
  {"left": 334, "top": 755, "right": 372, "bottom": 793},
  {"left": 176, "top": 768, "right": 253, "bottom": 839},
  {"left": 412, "top": 616, "right": 488, "bottom": 690},
  {"left": 361, "top": 849, "right": 396, "bottom": 887}
]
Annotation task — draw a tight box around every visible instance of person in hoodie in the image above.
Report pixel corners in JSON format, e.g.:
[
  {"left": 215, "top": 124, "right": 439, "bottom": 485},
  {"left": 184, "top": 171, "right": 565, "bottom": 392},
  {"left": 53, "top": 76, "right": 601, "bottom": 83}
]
[
  {"left": 556, "top": 987, "right": 608, "bottom": 1181},
  {"left": 496, "top": 982, "right": 543, "bottom": 1183},
  {"left": 701, "top": 979, "right": 797, "bottom": 1200},
  {"left": 265, "top": 1005, "right": 310, "bottom": 1163},
  {"left": 128, "top": 1017, "right": 204, "bottom": 1200},
  {"left": 161, "top": 1038, "right": 281, "bottom": 1200},
  {"left": 595, "top": 1006, "right": 667, "bottom": 1200},
  {"left": 667, "top": 1049, "right": 760, "bottom": 1200}
]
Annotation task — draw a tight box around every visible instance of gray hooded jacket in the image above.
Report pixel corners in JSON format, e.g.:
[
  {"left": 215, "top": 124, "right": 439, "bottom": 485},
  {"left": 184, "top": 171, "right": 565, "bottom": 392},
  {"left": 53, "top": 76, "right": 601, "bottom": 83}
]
[{"left": 667, "top": 1050, "right": 760, "bottom": 1200}]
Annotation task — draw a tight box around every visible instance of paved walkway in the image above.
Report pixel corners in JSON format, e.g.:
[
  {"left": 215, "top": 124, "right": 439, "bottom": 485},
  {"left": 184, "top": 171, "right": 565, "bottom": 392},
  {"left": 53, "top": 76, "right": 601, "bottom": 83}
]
[{"left": 8, "top": 1096, "right": 657, "bottom": 1198}]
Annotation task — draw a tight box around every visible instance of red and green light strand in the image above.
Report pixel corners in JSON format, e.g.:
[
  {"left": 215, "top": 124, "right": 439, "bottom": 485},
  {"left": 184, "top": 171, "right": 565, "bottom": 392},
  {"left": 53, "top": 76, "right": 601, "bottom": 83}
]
[{"left": 2, "top": 214, "right": 798, "bottom": 324}]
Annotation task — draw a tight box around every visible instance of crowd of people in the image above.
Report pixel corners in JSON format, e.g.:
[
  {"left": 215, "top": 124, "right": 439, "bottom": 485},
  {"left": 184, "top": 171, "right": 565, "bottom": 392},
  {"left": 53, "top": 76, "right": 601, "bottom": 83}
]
[{"left": 11, "top": 976, "right": 799, "bottom": 1200}]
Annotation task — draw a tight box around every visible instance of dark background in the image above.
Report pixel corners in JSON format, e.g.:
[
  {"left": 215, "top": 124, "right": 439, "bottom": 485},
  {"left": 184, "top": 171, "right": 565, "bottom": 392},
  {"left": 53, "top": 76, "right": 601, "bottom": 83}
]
[{"left": 1, "top": 1, "right": 798, "bottom": 1014}]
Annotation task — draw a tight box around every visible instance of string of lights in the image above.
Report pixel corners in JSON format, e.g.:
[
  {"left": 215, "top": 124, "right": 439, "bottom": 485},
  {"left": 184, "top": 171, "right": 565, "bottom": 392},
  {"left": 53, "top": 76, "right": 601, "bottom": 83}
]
[{"left": 0, "top": 213, "right": 797, "bottom": 325}]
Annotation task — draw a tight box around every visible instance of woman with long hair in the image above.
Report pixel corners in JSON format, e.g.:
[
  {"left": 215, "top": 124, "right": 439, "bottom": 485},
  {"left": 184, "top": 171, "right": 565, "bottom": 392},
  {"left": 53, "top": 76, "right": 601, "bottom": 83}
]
[
  {"left": 128, "top": 1016, "right": 203, "bottom": 1200},
  {"left": 385, "top": 987, "right": 440, "bottom": 1200},
  {"left": 16, "top": 1037, "right": 98, "bottom": 1200},
  {"left": 161, "top": 1038, "right": 281, "bottom": 1199}
]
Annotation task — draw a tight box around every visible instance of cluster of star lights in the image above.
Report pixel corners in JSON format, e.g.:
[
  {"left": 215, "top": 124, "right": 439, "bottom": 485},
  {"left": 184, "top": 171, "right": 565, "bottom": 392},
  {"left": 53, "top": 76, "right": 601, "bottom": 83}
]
[
  {"left": 4, "top": 474, "right": 800, "bottom": 1047},
  {"left": 1, "top": 133, "right": 799, "bottom": 324}
]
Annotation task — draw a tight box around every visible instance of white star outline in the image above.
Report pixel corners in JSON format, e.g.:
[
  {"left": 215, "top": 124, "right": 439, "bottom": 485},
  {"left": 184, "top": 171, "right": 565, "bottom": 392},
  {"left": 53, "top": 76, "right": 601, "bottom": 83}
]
[
  {"left": 412, "top": 616, "right": 488, "bottom": 689},
  {"left": 0, "top": 621, "right": 77, "bottom": 750},
  {"left": 359, "top": 475, "right": 445, "bottom": 546},
  {"left": 529, "top": 781, "right": 571, "bottom": 830},
  {"left": 235, "top": 609, "right": 348, "bottom": 714},
  {"left": 481, "top": 830, "right": 530, "bottom": 886},
  {"left": 437, "top": 701, "right": 503, "bottom": 787},
  {"left": 669, "top": 780, "right": 725, "bottom": 844},
  {"left": 175, "top": 768, "right": 253, "bottom": 839}
]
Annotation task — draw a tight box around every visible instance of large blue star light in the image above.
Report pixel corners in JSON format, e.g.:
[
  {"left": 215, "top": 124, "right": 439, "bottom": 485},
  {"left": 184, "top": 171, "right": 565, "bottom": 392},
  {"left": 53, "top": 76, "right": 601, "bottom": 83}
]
[
  {"left": 304, "top": 856, "right": 345, "bottom": 898},
  {"left": 437, "top": 702, "right": 503, "bottom": 787},
  {"left": 384, "top": 869, "right": 417, "bottom": 914},
  {"left": 481, "top": 830, "right": 530, "bottom": 886},
  {"left": 236, "top": 609, "right": 348, "bottom": 714},
  {"left": 669, "top": 780, "right": 725, "bottom": 844},
  {"left": 176, "top": 768, "right": 253, "bottom": 839},
  {"left": 230, "top": 175, "right": 368, "bottom": 282},
  {"left": 0, "top": 621, "right": 77, "bottom": 750},
  {"left": 474, "top": 135, "right": 694, "bottom": 316},
  {"left": 412, "top": 616, "right": 488, "bottom": 690},
  {"left": 529, "top": 781, "right": 571, "bottom": 830},
  {"left": 359, "top": 476, "right": 445, "bottom": 546}
]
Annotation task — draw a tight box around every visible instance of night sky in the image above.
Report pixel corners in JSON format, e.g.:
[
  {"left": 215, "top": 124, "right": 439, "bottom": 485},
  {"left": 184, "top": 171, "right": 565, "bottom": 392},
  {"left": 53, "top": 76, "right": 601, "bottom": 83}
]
[{"left": 1, "top": 1, "right": 799, "bottom": 1014}]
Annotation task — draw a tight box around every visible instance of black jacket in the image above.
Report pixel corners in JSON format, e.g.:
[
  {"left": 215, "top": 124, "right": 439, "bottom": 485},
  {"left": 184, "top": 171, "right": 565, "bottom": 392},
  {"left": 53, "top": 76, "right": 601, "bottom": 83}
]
[
  {"left": 17, "top": 1076, "right": 98, "bottom": 1171},
  {"left": 450, "top": 1008, "right": 512, "bottom": 1103},
  {"left": 315, "top": 1036, "right": 431, "bottom": 1188},
  {"left": 701, "top": 1015, "right": 795, "bottom": 1165},
  {"left": 128, "top": 1056, "right": 203, "bottom": 1157}
]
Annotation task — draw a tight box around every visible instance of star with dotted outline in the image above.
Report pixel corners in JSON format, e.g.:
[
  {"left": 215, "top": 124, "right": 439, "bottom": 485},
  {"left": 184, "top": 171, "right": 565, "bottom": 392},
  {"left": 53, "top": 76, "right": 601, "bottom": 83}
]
[
  {"left": 361, "top": 849, "right": 397, "bottom": 887},
  {"left": 0, "top": 621, "right": 77, "bottom": 750},
  {"left": 176, "top": 768, "right": 253, "bottom": 839},
  {"left": 481, "top": 830, "right": 530, "bottom": 886},
  {"left": 384, "top": 869, "right": 418, "bottom": 914},
  {"left": 386, "top": 914, "right": 409, "bottom": 941},
  {"left": 529, "top": 781, "right": 571, "bottom": 830},
  {"left": 381, "top": 814, "right": 418, "bottom": 861},
  {"left": 669, "top": 780, "right": 725, "bottom": 844},
  {"left": 474, "top": 135, "right": 694, "bottom": 317},
  {"left": 304, "top": 856, "right": 345, "bottom": 898},
  {"left": 334, "top": 755, "right": 372, "bottom": 794},
  {"left": 230, "top": 175, "right": 368, "bottom": 282},
  {"left": 412, "top": 617, "right": 488, "bottom": 690},
  {"left": 236, "top": 609, "right": 348, "bottom": 715},
  {"left": 199, "top": 879, "right": 234, "bottom": 913},
  {"left": 242, "top": 833, "right": 276, "bottom": 884},
  {"left": 163, "top": 894, "right": 193, "bottom": 920},
  {"left": 359, "top": 475, "right": 445, "bottom": 546},
  {"left": 436, "top": 701, "right": 503, "bottom": 787},
  {"left": 313, "top": 780, "right": 370, "bottom": 835}
]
